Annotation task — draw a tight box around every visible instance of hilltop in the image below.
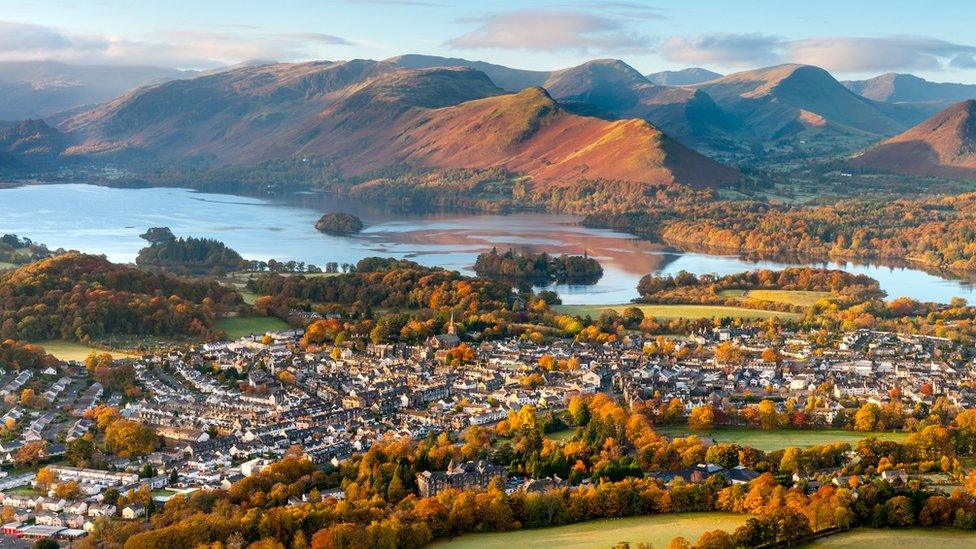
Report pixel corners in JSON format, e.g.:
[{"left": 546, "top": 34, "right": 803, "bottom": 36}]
[{"left": 696, "top": 64, "right": 907, "bottom": 143}]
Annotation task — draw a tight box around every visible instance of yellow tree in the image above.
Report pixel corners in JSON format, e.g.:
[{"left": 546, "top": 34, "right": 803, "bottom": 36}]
[{"left": 688, "top": 405, "right": 715, "bottom": 431}]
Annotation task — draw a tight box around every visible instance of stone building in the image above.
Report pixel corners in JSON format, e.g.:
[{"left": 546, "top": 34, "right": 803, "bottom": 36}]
[{"left": 416, "top": 459, "right": 506, "bottom": 497}]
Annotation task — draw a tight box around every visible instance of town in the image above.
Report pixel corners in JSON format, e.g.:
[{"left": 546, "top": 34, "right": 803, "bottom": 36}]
[{"left": 0, "top": 319, "right": 971, "bottom": 545}]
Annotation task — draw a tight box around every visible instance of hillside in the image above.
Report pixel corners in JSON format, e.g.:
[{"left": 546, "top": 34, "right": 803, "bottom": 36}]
[
  {"left": 0, "top": 252, "right": 242, "bottom": 341},
  {"left": 647, "top": 68, "right": 722, "bottom": 86},
  {"left": 61, "top": 60, "right": 738, "bottom": 188},
  {"left": 844, "top": 73, "right": 976, "bottom": 107},
  {"left": 849, "top": 99, "right": 976, "bottom": 179},
  {"left": 325, "top": 86, "right": 740, "bottom": 187},
  {"left": 697, "top": 64, "right": 907, "bottom": 143}
]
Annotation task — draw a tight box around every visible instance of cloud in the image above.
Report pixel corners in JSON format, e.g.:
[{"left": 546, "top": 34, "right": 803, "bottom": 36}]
[
  {"left": 662, "top": 33, "right": 781, "bottom": 67},
  {"left": 951, "top": 53, "right": 976, "bottom": 69},
  {"left": 545, "top": 2, "right": 668, "bottom": 20},
  {"left": 662, "top": 32, "right": 976, "bottom": 74},
  {"left": 788, "top": 36, "right": 976, "bottom": 73},
  {"left": 447, "top": 9, "right": 651, "bottom": 54},
  {"left": 0, "top": 20, "right": 353, "bottom": 68}
]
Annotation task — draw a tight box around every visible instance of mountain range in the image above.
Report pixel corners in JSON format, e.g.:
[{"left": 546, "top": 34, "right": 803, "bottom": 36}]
[
  {"left": 844, "top": 73, "right": 976, "bottom": 108},
  {"left": 58, "top": 59, "right": 738, "bottom": 189},
  {"left": 6, "top": 54, "right": 976, "bottom": 188}
]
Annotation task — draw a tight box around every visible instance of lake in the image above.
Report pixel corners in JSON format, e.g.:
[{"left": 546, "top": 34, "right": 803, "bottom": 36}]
[{"left": 1, "top": 183, "right": 975, "bottom": 305}]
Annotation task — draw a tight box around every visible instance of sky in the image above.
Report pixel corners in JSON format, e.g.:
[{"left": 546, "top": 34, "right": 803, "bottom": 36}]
[{"left": 3, "top": 0, "right": 976, "bottom": 82}]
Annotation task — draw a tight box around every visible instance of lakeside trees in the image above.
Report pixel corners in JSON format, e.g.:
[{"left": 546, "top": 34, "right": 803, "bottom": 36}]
[
  {"left": 136, "top": 231, "right": 244, "bottom": 275},
  {"left": 586, "top": 193, "right": 976, "bottom": 274},
  {"left": 473, "top": 248, "right": 603, "bottom": 286}
]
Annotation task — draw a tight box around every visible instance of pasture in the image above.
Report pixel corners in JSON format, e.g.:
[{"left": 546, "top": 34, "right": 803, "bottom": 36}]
[
  {"left": 554, "top": 303, "right": 800, "bottom": 320},
  {"left": 431, "top": 512, "right": 750, "bottom": 549},
  {"left": 656, "top": 427, "right": 909, "bottom": 452}
]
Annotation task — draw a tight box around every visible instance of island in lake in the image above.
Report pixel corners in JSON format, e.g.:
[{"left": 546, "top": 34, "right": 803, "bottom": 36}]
[{"left": 315, "top": 212, "right": 364, "bottom": 236}]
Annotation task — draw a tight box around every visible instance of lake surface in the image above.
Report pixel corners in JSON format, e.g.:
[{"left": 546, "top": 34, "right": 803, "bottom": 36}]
[{"left": 1, "top": 183, "right": 975, "bottom": 305}]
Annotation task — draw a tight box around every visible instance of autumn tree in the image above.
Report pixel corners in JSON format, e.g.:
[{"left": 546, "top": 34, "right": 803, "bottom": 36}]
[
  {"left": 688, "top": 405, "right": 715, "bottom": 431},
  {"left": 104, "top": 420, "right": 159, "bottom": 457}
]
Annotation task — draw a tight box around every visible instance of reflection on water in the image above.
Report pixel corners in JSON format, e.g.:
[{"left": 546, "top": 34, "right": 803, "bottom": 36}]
[{"left": 1, "top": 183, "right": 975, "bottom": 305}]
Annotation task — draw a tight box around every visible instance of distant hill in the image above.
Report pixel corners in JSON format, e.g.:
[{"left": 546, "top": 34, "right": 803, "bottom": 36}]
[
  {"left": 646, "top": 68, "right": 722, "bottom": 86},
  {"left": 543, "top": 60, "right": 744, "bottom": 150},
  {"left": 844, "top": 73, "right": 976, "bottom": 107},
  {"left": 59, "top": 60, "right": 739, "bottom": 189},
  {"left": 385, "top": 54, "right": 548, "bottom": 91},
  {"left": 849, "top": 99, "right": 976, "bottom": 179},
  {"left": 0, "top": 61, "right": 193, "bottom": 120},
  {"left": 696, "top": 64, "right": 908, "bottom": 143}
]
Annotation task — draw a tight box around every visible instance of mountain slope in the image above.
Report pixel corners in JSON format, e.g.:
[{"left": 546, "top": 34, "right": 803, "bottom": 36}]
[
  {"left": 646, "top": 68, "right": 722, "bottom": 86},
  {"left": 385, "top": 54, "right": 548, "bottom": 91},
  {"left": 321, "top": 86, "right": 740, "bottom": 187},
  {"left": 844, "top": 73, "right": 976, "bottom": 107},
  {"left": 61, "top": 60, "right": 739, "bottom": 188},
  {"left": 849, "top": 99, "right": 976, "bottom": 179},
  {"left": 697, "top": 64, "right": 907, "bottom": 142},
  {"left": 62, "top": 59, "right": 499, "bottom": 159}
]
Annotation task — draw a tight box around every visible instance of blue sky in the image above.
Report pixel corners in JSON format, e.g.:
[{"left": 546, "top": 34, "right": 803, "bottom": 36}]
[{"left": 3, "top": 0, "right": 976, "bottom": 82}]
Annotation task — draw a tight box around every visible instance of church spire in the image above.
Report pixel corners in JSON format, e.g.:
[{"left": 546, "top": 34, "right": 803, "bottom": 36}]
[{"left": 447, "top": 310, "right": 456, "bottom": 336}]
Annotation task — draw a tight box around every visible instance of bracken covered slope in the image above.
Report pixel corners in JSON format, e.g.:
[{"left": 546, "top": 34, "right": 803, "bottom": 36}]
[{"left": 849, "top": 99, "right": 976, "bottom": 179}]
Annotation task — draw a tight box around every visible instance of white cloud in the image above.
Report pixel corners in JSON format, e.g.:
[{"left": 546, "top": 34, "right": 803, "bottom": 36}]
[
  {"left": 0, "top": 20, "right": 353, "bottom": 68},
  {"left": 662, "top": 33, "right": 781, "bottom": 67},
  {"left": 447, "top": 9, "right": 652, "bottom": 54},
  {"left": 662, "top": 32, "right": 976, "bottom": 74}
]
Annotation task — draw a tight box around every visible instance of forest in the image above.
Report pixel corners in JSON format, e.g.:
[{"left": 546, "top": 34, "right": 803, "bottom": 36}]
[
  {"left": 586, "top": 193, "right": 976, "bottom": 274},
  {"left": 0, "top": 253, "right": 241, "bottom": 342},
  {"left": 473, "top": 248, "right": 604, "bottom": 286},
  {"left": 136, "top": 233, "right": 245, "bottom": 275}
]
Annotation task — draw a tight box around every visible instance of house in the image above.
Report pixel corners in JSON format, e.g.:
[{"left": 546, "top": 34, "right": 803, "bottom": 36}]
[
  {"left": 881, "top": 469, "right": 907, "bottom": 483},
  {"left": 87, "top": 503, "right": 116, "bottom": 517},
  {"left": 122, "top": 504, "right": 145, "bottom": 520},
  {"left": 416, "top": 459, "right": 506, "bottom": 497}
]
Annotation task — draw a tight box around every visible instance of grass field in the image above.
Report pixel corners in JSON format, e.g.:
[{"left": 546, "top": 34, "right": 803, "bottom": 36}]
[
  {"left": 217, "top": 316, "right": 290, "bottom": 339},
  {"left": 431, "top": 512, "right": 750, "bottom": 549},
  {"left": 553, "top": 304, "right": 800, "bottom": 320},
  {"left": 656, "top": 427, "right": 909, "bottom": 452},
  {"left": 806, "top": 528, "right": 976, "bottom": 547},
  {"left": 719, "top": 289, "right": 830, "bottom": 307},
  {"left": 546, "top": 428, "right": 579, "bottom": 442},
  {"left": 36, "top": 340, "right": 140, "bottom": 361}
]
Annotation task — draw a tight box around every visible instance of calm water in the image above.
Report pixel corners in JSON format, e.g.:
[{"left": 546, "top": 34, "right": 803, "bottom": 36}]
[{"left": 1, "top": 183, "right": 974, "bottom": 305}]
